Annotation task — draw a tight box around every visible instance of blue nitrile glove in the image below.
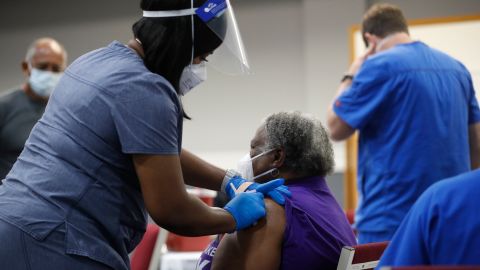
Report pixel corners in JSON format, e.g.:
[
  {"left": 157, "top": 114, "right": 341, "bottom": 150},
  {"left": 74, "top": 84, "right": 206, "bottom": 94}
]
[
  {"left": 225, "top": 176, "right": 292, "bottom": 205},
  {"left": 224, "top": 192, "right": 266, "bottom": 230}
]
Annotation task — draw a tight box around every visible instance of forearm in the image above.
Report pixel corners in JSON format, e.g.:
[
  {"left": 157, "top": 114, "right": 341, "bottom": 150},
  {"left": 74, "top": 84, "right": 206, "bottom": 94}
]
[
  {"left": 154, "top": 193, "right": 236, "bottom": 236},
  {"left": 333, "top": 79, "right": 353, "bottom": 101},
  {"left": 469, "top": 123, "right": 480, "bottom": 169},
  {"left": 327, "top": 79, "right": 356, "bottom": 141},
  {"left": 134, "top": 154, "right": 235, "bottom": 235},
  {"left": 180, "top": 149, "right": 225, "bottom": 190},
  {"left": 327, "top": 80, "right": 351, "bottom": 127},
  {"left": 327, "top": 41, "right": 376, "bottom": 141}
]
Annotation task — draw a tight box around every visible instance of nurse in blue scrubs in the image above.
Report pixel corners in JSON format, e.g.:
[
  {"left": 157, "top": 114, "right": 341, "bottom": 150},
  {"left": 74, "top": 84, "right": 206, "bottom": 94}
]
[
  {"left": 0, "top": 0, "right": 289, "bottom": 269},
  {"left": 378, "top": 169, "right": 480, "bottom": 267}
]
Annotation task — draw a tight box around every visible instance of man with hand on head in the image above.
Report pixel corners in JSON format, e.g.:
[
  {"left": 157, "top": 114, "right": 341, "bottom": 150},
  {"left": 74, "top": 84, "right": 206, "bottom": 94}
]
[
  {"left": 327, "top": 3, "right": 480, "bottom": 243},
  {"left": 0, "top": 37, "right": 67, "bottom": 181}
]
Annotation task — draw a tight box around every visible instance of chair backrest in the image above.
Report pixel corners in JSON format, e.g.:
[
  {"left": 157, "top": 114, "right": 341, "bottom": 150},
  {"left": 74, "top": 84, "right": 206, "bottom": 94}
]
[
  {"left": 337, "top": 241, "right": 389, "bottom": 270},
  {"left": 131, "top": 223, "right": 160, "bottom": 270},
  {"left": 381, "top": 267, "right": 480, "bottom": 270}
]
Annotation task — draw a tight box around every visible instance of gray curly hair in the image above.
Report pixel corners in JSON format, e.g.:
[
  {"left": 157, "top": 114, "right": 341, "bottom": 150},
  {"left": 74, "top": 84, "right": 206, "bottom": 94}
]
[{"left": 261, "top": 111, "right": 335, "bottom": 176}]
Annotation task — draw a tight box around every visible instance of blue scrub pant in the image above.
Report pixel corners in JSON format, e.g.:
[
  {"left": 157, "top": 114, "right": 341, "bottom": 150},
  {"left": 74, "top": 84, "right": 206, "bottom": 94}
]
[
  {"left": 357, "top": 229, "right": 396, "bottom": 244},
  {"left": 0, "top": 219, "right": 112, "bottom": 270}
]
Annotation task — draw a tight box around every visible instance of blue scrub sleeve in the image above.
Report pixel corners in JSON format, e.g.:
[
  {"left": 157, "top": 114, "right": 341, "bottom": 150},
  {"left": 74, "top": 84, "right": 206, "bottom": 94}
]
[
  {"left": 376, "top": 188, "right": 436, "bottom": 268},
  {"left": 111, "top": 93, "right": 179, "bottom": 155},
  {"left": 333, "top": 59, "right": 391, "bottom": 130}
]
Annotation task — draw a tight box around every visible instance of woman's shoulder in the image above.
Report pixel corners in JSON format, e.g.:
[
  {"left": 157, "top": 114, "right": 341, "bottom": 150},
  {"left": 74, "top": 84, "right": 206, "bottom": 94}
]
[
  {"left": 259, "top": 198, "right": 286, "bottom": 235},
  {"left": 265, "top": 198, "right": 285, "bottom": 217}
]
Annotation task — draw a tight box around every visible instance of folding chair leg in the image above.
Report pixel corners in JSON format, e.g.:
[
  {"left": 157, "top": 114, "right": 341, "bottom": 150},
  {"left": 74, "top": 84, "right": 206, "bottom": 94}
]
[{"left": 148, "top": 228, "right": 169, "bottom": 270}]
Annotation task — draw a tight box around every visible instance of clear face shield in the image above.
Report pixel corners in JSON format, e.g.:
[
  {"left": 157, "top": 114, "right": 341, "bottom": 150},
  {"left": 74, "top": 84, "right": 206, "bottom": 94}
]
[
  {"left": 195, "top": 0, "right": 250, "bottom": 75},
  {"left": 142, "top": 0, "right": 250, "bottom": 76}
]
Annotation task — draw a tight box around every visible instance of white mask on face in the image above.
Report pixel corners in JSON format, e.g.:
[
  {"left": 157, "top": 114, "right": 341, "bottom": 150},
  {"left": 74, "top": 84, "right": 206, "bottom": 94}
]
[
  {"left": 236, "top": 149, "right": 276, "bottom": 181},
  {"left": 179, "top": 62, "right": 207, "bottom": 95},
  {"left": 29, "top": 68, "right": 62, "bottom": 97}
]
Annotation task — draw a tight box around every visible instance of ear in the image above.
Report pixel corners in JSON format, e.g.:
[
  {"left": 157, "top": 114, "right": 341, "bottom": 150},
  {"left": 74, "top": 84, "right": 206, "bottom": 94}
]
[
  {"left": 21, "top": 61, "right": 30, "bottom": 77},
  {"left": 364, "top": 33, "right": 377, "bottom": 47},
  {"left": 271, "top": 148, "right": 286, "bottom": 168}
]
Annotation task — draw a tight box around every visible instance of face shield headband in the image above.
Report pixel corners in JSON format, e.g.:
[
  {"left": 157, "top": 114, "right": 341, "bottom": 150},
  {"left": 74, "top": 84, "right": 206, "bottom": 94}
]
[{"left": 142, "top": 0, "right": 250, "bottom": 75}]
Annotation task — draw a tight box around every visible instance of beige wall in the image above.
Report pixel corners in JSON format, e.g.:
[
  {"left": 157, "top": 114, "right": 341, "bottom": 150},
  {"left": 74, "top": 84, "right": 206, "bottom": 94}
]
[{"left": 0, "top": 0, "right": 479, "bottom": 174}]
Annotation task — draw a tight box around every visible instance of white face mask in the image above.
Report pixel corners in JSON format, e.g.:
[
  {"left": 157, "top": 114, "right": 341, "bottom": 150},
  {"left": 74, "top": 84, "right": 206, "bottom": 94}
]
[
  {"left": 179, "top": 62, "right": 207, "bottom": 95},
  {"left": 29, "top": 68, "right": 62, "bottom": 97},
  {"left": 237, "top": 149, "right": 276, "bottom": 181}
]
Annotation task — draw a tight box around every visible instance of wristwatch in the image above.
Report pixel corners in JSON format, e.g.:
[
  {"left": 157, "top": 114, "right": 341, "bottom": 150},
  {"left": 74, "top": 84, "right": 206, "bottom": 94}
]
[
  {"left": 221, "top": 169, "right": 241, "bottom": 194},
  {"left": 341, "top": 74, "right": 354, "bottom": 82}
]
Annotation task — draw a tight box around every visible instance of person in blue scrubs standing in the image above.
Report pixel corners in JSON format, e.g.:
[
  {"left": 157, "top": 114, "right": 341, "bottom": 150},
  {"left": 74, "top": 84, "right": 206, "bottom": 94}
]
[
  {"left": 0, "top": 0, "right": 289, "bottom": 269},
  {"left": 377, "top": 169, "right": 480, "bottom": 266},
  {"left": 327, "top": 3, "right": 480, "bottom": 243}
]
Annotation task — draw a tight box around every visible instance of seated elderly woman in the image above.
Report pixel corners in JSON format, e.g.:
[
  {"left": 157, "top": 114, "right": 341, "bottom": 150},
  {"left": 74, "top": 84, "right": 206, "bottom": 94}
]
[{"left": 197, "top": 111, "right": 356, "bottom": 270}]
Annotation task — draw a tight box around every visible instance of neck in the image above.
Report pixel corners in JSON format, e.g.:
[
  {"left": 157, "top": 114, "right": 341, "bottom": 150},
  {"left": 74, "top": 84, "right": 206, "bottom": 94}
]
[
  {"left": 23, "top": 83, "right": 48, "bottom": 104},
  {"left": 127, "top": 39, "right": 145, "bottom": 59},
  {"left": 376, "top": 32, "right": 412, "bottom": 53},
  {"left": 281, "top": 171, "right": 310, "bottom": 185}
]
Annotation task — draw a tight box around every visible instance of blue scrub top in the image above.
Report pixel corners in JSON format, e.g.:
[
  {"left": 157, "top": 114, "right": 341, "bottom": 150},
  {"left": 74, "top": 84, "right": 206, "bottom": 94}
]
[
  {"left": 377, "top": 169, "right": 480, "bottom": 266},
  {"left": 334, "top": 41, "right": 480, "bottom": 233},
  {"left": 0, "top": 41, "right": 183, "bottom": 269}
]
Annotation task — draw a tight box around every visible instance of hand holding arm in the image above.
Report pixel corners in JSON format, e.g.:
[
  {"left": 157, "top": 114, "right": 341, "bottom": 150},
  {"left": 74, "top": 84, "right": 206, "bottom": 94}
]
[
  {"left": 345, "top": 41, "right": 377, "bottom": 80},
  {"left": 224, "top": 176, "right": 291, "bottom": 205},
  {"left": 224, "top": 192, "right": 266, "bottom": 230}
]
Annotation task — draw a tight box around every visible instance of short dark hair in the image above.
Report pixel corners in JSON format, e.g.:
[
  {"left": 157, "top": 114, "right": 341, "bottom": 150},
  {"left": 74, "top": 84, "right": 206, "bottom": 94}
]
[
  {"left": 132, "top": 0, "right": 223, "bottom": 92},
  {"left": 362, "top": 3, "right": 409, "bottom": 40}
]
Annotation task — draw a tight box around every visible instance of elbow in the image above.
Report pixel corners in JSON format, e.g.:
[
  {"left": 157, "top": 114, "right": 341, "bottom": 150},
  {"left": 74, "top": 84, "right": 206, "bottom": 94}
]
[
  {"left": 329, "top": 129, "right": 345, "bottom": 142},
  {"left": 148, "top": 208, "right": 173, "bottom": 232},
  {"left": 327, "top": 112, "right": 354, "bottom": 141},
  {"left": 150, "top": 215, "right": 201, "bottom": 237},
  {"left": 329, "top": 127, "right": 354, "bottom": 142},
  {"left": 327, "top": 120, "right": 347, "bottom": 142},
  {"left": 147, "top": 204, "right": 181, "bottom": 234}
]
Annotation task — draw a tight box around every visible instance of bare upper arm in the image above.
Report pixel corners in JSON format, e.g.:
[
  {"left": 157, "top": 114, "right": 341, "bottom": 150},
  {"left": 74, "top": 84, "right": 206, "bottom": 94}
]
[
  {"left": 212, "top": 199, "right": 286, "bottom": 270},
  {"left": 133, "top": 154, "right": 188, "bottom": 224}
]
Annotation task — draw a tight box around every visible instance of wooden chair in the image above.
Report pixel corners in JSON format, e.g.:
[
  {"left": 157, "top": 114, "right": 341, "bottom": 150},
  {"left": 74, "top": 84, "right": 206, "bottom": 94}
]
[{"left": 337, "top": 241, "right": 389, "bottom": 270}]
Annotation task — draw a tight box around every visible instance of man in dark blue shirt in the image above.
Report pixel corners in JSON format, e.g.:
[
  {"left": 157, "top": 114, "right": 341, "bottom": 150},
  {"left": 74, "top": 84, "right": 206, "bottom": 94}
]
[
  {"left": 378, "top": 169, "right": 480, "bottom": 266},
  {"left": 0, "top": 38, "right": 67, "bottom": 180},
  {"left": 327, "top": 3, "right": 480, "bottom": 243}
]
